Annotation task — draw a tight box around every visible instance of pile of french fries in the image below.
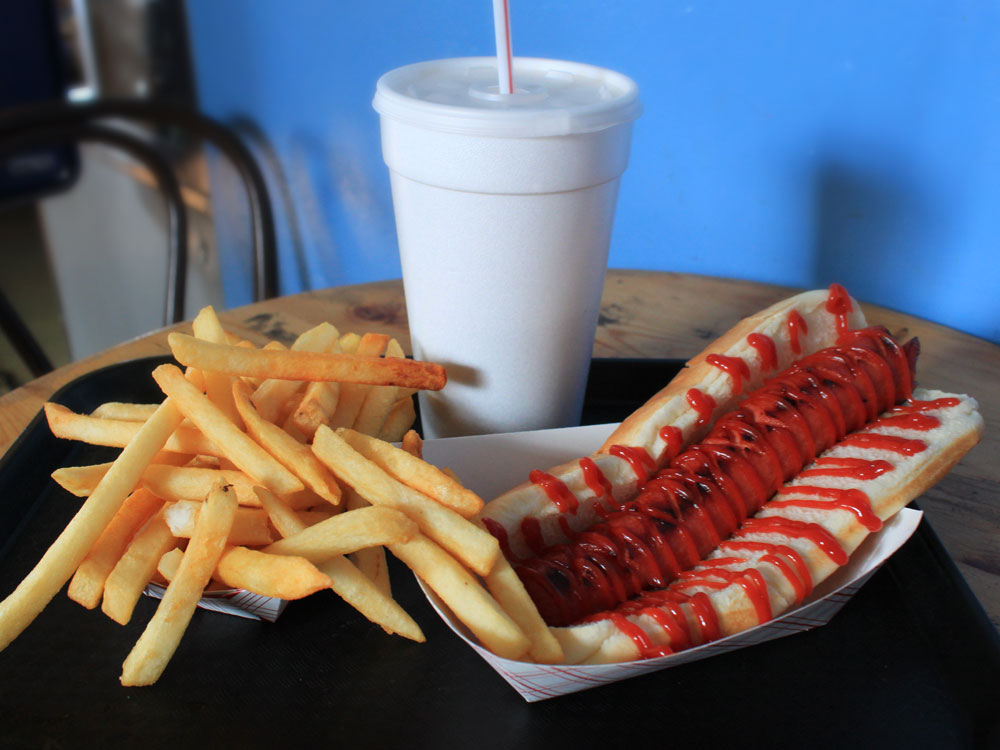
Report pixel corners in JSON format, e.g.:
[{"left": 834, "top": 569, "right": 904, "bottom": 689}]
[{"left": 0, "top": 306, "right": 562, "bottom": 687}]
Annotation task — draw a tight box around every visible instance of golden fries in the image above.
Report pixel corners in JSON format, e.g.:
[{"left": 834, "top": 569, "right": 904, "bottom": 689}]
[
  {"left": 316, "top": 556, "right": 425, "bottom": 642},
  {"left": 192, "top": 305, "right": 242, "bottom": 427},
  {"left": 344, "top": 487, "right": 392, "bottom": 597},
  {"left": 159, "top": 546, "right": 332, "bottom": 601},
  {"left": 232, "top": 380, "right": 342, "bottom": 506},
  {"left": 121, "top": 482, "right": 237, "bottom": 685},
  {"left": 152, "top": 364, "right": 304, "bottom": 496},
  {"left": 482, "top": 553, "right": 564, "bottom": 664},
  {"left": 164, "top": 501, "right": 274, "bottom": 547},
  {"left": 7, "top": 305, "right": 557, "bottom": 686},
  {"left": 263, "top": 505, "right": 417, "bottom": 562},
  {"left": 0, "top": 399, "right": 184, "bottom": 650},
  {"left": 67, "top": 488, "right": 164, "bottom": 609},
  {"left": 101, "top": 508, "right": 180, "bottom": 625},
  {"left": 390, "top": 533, "right": 529, "bottom": 660},
  {"left": 168, "top": 333, "right": 447, "bottom": 391},
  {"left": 312, "top": 426, "right": 499, "bottom": 576},
  {"left": 45, "top": 402, "right": 217, "bottom": 455},
  {"left": 251, "top": 322, "right": 341, "bottom": 421},
  {"left": 339, "top": 428, "right": 484, "bottom": 518}
]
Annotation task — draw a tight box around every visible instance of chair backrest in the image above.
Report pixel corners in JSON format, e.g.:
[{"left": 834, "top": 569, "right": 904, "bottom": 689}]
[{"left": 0, "top": 99, "right": 278, "bottom": 377}]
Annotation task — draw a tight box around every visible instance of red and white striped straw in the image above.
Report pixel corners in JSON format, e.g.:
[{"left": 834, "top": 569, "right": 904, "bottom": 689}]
[{"left": 492, "top": 0, "right": 514, "bottom": 94}]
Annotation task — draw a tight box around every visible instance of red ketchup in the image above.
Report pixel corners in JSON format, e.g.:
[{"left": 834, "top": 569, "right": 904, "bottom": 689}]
[
  {"left": 514, "top": 326, "right": 916, "bottom": 627},
  {"left": 608, "top": 444, "right": 657, "bottom": 481},
  {"left": 826, "top": 283, "right": 854, "bottom": 339},
  {"left": 529, "top": 470, "right": 578, "bottom": 513},
  {"left": 799, "top": 457, "right": 894, "bottom": 481},
  {"left": 736, "top": 517, "right": 848, "bottom": 565},
  {"left": 746, "top": 332, "right": 778, "bottom": 372},
  {"left": 772, "top": 486, "right": 882, "bottom": 531},
  {"left": 658, "top": 425, "right": 684, "bottom": 463},
  {"left": 706, "top": 354, "right": 751, "bottom": 393},
  {"left": 519, "top": 517, "right": 547, "bottom": 556},
  {"left": 895, "top": 397, "right": 960, "bottom": 412},
  {"left": 686, "top": 388, "right": 716, "bottom": 427},
  {"left": 787, "top": 310, "right": 809, "bottom": 355},
  {"left": 836, "top": 433, "right": 927, "bottom": 456},
  {"left": 579, "top": 457, "right": 614, "bottom": 502}
]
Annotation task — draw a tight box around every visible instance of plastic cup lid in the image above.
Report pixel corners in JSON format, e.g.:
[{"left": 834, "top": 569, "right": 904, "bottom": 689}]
[{"left": 373, "top": 57, "right": 641, "bottom": 138}]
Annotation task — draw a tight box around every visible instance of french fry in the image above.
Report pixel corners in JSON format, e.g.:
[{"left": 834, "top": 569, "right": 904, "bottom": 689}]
[
  {"left": 343, "top": 487, "right": 391, "bottom": 597},
  {"left": 482, "top": 554, "right": 564, "bottom": 664},
  {"left": 329, "top": 333, "right": 389, "bottom": 429},
  {"left": 121, "top": 481, "right": 237, "bottom": 686},
  {"left": 192, "top": 305, "right": 242, "bottom": 427},
  {"left": 0, "top": 399, "right": 184, "bottom": 651},
  {"left": 101, "top": 508, "right": 180, "bottom": 625},
  {"left": 232, "top": 380, "right": 341, "bottom": 506},
  {"left": 164, "top": 500, "right": 274, "bottom": 547},
  {"left": 312, "top": 427, "right": 499, "bottom": 576},
  {"left": 90, "top": 402, "right": 160, "bottom": 421},
  {"left": 141, "top": 464, "right": 266, "bottom": 507},
  {"left": 45, "top": 403, "right": 217, "bottom": 455},
  {"left": 401, "top": 429, "right": 423, "bottom": 459},
  {"left": 379, "top": 396, "right": 417, "bottom": 443},
  {"left": 158, "top": 545, "right": 331, "bottom": 600},
  {"left": 338, "top": 428, "right": 484, "bottom": 518},
  {"left": 315, "top": 556, "right": 424, "bottom": 642},
  {"left": 352, "top": 338, "right": 406, "bottom": 437},
  {"left": 390, "top": 532, "right": 529, "bottom": 660},
  {"left": 151, "top": 364, "right": 304, "bottom": 496},
  {"left": 262, "top": 505, "right": 416, "bottom": 562},
  {"left": 51, "top": 462, "right": 115, "bottom": 497},
  {"left": 255, "top": 486, "right": 309, "bottom": 539},
  {"left": 167, "top": 333, "right": 447, "bottom": 391},
  {"left": 67, "top": 488, "right": 164, "bottom": 609},
  {"left": 251, "top": 323, "right": 341, "bottom": 422},
  {"left": 156, "top": 547, "right": 185, "bottom": 582},
  {"left": 339, "top": 332, "right": 361, "bottom": 353},
  {"left": 291, "top": 380, "right": 340, "bottom": 440},
  {"left": 258, "top": 486, "right": 421, "bottom": 641},
  {"left": 217, "top": 547, "right": 331, "bottom": 598}
]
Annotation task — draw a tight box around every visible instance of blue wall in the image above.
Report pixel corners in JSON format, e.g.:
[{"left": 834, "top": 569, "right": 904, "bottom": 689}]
[{"left": 186, "top": 0, "right": 1000, "bottom": 342}]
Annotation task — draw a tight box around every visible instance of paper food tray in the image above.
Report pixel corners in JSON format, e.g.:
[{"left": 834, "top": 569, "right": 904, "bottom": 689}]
[
  {"left": 143, "top": 582, "right": 288, "bottom": 622},
  {"left": 420, "top": 423, "right": 924, "bottom": 702}
]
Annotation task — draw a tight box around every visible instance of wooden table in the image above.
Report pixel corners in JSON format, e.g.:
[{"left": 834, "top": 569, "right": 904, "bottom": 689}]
[{"left": 1, "top": 270, "right": 996, "bottom": 629}]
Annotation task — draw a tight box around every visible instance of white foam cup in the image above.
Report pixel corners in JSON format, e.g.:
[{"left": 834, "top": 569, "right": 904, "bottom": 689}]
[{"left": 374, "top": 57, "right": 641, "bottom": 438}]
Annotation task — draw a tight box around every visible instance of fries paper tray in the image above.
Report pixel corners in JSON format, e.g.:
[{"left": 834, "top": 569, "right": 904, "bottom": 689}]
[
  {"left": 143, "top": 582, "right": 288, "bottom": 622},
  {"left": 421, "top": 423, "right": 923, "bottom": 702}
]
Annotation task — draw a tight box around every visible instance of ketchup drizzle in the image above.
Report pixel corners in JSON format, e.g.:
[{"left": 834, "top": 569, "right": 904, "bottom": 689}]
[
  {"left": 826, "top": 283, "right": 853, "bottom": 339},
  {"left": 579, "top": 457, "right": 614, "bottom": 501},
  {"left": 706, "top": 353, "right": 751, "bottom": 393},
  {"left": 746, "top": 332, "right": 778, "bottom": 372},
  {"left": 514, "top": 326, "right": 916, "bottom": 628},
  {"left": 608, "top": 445, "right": 657, "bottom": 481},
  {"left": 529, "top": 470, "right": 578, "bottom": 513},
  {"left": 787, "top": 310, "right": 808, "bottom": 355},
  {"left": 686, "top": 388, "right": 716, "bottom": 427},
  {"left": 772, "top": 486, "right": 883, "bottom": 531}
]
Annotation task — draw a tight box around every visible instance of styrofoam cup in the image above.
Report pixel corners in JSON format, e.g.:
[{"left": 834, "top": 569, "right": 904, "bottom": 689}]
[{"left": 374, "top": 57, "right": 641, "bottom": 438}]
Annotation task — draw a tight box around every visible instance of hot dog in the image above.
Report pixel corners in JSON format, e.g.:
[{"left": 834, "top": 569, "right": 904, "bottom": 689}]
[{"left": 476, "top": 285, "right": 983, "bottom": 664}]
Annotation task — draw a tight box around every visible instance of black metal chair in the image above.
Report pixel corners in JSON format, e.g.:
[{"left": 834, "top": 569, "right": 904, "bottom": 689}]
[{"left": 0, "top": 99, "right": 279, "bottom": 380}]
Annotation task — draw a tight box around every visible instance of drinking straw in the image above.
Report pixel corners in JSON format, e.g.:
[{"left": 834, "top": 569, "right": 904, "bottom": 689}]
[{"left": 492, "top": 0, "right": 514, "bottom": 94}]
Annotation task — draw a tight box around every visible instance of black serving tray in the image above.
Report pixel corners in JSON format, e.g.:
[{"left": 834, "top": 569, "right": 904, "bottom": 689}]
[{"left": 1, "top": 357, "right": 998, "bottom": 748}]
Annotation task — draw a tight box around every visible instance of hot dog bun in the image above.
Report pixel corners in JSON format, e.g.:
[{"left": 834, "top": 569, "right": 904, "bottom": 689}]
[
  {"left": 475, "top": 286, "right": 981, "bottom": 665},
  {"left": 599, "top": 286, "right": 867, "bottom": 457},
  {"left": 551, "top": 389, "right": 983, "bottom": 664},
  {"left": 479, "top": 287, "right": 866, "bottom": 562}
]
